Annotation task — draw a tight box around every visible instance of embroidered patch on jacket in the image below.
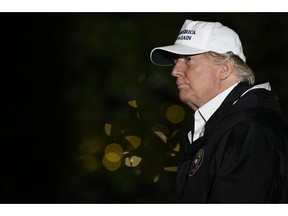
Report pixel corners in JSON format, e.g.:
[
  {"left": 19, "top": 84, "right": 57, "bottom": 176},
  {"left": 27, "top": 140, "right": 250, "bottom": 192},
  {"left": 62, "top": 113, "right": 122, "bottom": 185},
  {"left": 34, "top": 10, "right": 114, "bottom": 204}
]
[{"left": 189, "top": 148, "right": 204, "bottom": 177}]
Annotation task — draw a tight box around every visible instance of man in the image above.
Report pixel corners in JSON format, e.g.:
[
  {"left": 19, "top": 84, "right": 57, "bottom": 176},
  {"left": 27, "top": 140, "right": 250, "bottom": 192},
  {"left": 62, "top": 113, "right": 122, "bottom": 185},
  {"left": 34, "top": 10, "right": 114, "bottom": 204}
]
[{"left": 150, "top": 20, "right": 288, "bottom": 203}]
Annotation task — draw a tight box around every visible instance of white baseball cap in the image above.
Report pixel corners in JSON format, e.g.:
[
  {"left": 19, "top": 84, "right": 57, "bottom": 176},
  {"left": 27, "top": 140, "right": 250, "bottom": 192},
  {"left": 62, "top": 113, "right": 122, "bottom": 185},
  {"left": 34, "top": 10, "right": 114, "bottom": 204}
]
[{"left": 150, "top": 20, "right": 246, "bottom": 66}]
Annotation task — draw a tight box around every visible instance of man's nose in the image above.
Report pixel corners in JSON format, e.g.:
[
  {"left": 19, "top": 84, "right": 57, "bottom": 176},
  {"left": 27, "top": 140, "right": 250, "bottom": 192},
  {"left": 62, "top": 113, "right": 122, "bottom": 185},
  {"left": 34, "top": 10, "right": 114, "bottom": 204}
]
[{"left": 171, "top": 61, "right": 183, "bottom": 77}]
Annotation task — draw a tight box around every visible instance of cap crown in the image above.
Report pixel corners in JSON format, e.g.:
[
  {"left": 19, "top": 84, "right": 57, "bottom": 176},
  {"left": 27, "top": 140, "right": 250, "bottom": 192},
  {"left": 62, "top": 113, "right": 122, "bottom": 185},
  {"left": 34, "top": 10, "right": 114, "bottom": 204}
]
[
  {"left": 175, "top": 20, "right": 245, "bottom": 61},
  {"left": 150, "top": 20, "right": 246, "bottom": 66}
]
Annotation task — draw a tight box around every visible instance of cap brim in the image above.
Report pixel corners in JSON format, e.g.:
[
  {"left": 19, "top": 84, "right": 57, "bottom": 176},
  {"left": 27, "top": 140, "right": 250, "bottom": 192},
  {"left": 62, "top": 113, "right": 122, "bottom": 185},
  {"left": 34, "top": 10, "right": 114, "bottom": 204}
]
[{"left": 150, "top": 44, "right": 207, "bottom": 66}]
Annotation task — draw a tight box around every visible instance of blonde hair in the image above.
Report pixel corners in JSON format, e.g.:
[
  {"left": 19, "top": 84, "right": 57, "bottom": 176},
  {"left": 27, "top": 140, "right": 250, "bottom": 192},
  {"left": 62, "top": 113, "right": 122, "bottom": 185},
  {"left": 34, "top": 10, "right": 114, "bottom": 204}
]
[{"left": 205, "top": 51, "right": 255, "bottom": 84}]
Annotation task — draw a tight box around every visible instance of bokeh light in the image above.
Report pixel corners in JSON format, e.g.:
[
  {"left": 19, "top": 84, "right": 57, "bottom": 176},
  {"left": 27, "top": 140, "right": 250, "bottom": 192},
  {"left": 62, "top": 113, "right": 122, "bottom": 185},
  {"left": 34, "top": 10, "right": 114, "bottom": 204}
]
[
  {"left": 124, "top": 155, "right": 142, "bottom": 167},
  {"left": 102, "top": 156, "right": 121, "bottom": 171},
  {"left": 105, "top": 143, "right": 123, "bottom": 155},
  {"left": 128, "top": 100, "right": 138, "bottom": 108},
  {"left": 166, "top": 104, "right": 185, "bottom": 124},
  {"left": 103, "top": 143, "right": 123, "bottom": 171},
  {"left": 104, "top": 122, "right": 122, "bottom": 137},
  {"left": 164, "top": 166, "right": 177, "bottom": 172},
  {"left": 152, "top": 124, "right": 170, "bottom": 143},
  {"left": 125, "top": 135, "right": 141, "bottom": 149},
  {"left": 153, "top": 175, "right": 160, "bottom": 183}
]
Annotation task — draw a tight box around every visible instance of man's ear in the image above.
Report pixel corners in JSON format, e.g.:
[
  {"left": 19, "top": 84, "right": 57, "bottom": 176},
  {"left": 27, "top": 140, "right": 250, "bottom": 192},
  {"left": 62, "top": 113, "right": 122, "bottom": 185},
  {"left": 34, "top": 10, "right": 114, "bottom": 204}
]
[{"left": 219, "top": 59, "right": 235, "bottom": 80}]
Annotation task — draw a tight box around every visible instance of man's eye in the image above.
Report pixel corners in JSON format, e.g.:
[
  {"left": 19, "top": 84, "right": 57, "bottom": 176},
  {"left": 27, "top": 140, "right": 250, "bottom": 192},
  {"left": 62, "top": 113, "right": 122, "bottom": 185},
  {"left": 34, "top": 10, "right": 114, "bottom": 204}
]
[
  {"left": 171, "top": 56, "right": 193, "bottom": 65},
  {"left": 184, "top": 56, "right": 193, "bottom": 63}
]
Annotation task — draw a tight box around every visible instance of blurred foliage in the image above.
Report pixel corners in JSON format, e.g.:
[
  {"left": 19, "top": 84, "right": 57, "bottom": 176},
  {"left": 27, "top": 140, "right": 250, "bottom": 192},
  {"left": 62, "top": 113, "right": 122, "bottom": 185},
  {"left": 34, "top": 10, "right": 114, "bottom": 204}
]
[{"left": 1, "top": 13, "right": 288, "bottom": 203}]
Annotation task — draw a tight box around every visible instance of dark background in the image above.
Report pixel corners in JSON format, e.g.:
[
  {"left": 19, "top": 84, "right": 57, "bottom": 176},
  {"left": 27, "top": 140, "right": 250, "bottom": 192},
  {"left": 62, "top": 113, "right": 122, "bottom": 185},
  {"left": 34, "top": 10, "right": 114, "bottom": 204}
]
[{"left": 1, "top": 13, "right": 287, "bottom": 203}]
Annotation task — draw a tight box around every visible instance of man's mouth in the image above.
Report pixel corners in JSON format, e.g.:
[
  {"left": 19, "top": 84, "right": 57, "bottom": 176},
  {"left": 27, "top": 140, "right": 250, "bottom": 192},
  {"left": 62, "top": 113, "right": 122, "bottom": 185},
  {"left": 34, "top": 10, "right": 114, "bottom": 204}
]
[{"left": 177, "top": 83, "right": 187, "bottom": 88}]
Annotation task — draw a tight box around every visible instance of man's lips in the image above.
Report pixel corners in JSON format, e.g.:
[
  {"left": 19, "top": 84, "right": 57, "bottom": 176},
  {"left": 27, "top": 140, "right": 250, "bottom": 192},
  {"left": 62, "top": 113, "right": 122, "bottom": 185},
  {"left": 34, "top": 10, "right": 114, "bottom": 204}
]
[{"left": 177, "top": 83, "right": 188, "bottom": 88}]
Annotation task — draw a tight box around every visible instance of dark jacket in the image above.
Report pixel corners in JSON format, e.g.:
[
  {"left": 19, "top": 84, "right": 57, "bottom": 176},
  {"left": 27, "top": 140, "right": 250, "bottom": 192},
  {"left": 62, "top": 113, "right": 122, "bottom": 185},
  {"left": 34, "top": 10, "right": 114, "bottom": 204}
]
[{"left": 176, "top": 82, "right": 288, "bottom": 203}]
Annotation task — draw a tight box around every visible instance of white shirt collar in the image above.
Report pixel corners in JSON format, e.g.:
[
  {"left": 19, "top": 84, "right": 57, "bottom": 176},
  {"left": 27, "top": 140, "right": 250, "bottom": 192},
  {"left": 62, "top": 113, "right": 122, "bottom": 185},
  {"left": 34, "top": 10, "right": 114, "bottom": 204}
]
[
  {"left": 198, "top": 82, "right": 239, "bottom": 122},
  {"left": 189, "top": 82, "right": 239, "bottom": 142}
]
